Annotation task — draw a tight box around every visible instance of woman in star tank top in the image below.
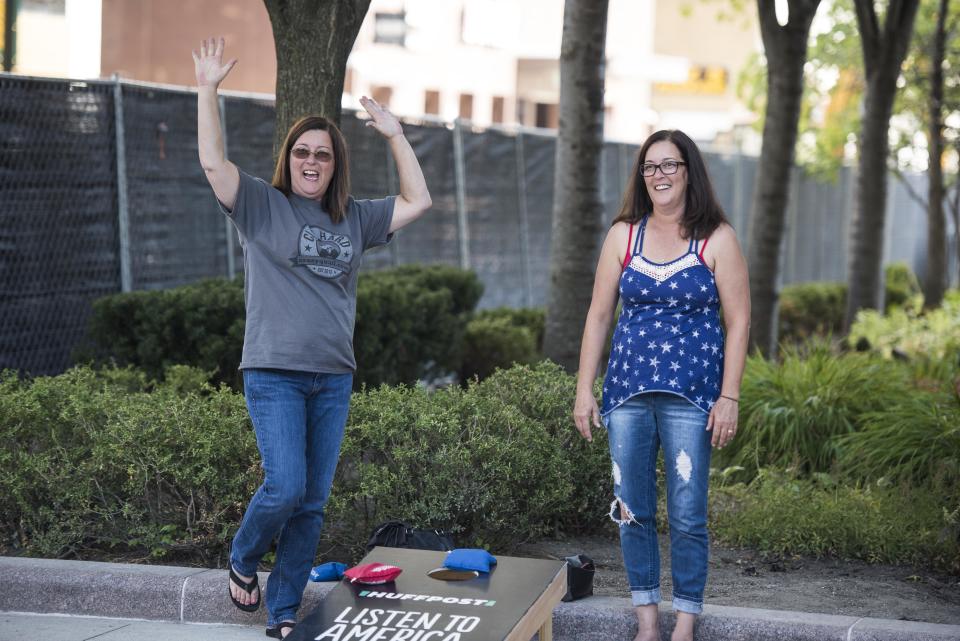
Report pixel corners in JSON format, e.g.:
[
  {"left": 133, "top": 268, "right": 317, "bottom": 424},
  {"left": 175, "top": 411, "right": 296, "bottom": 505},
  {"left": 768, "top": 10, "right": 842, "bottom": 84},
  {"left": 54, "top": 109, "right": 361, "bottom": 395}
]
[{"left": 573, "top": 130, "right": 750, "bottom": 641}]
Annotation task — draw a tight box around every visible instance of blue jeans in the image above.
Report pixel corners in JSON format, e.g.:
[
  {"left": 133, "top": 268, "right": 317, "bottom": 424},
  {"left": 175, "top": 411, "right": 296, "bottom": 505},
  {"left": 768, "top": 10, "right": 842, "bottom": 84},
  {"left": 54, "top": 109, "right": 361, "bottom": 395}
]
[
  {"left": 231, "top": 368, "right": 353, "bottom": 626},
  {"left": 604, "top": 393, "right": 711, "bottom": 615}
]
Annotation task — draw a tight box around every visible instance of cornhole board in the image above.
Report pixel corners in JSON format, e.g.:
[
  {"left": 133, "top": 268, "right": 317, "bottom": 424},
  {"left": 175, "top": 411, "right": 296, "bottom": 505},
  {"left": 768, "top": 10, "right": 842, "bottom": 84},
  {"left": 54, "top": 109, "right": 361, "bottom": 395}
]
[{"left": 289, "top": 546, "right": 567, "bottom": 641}]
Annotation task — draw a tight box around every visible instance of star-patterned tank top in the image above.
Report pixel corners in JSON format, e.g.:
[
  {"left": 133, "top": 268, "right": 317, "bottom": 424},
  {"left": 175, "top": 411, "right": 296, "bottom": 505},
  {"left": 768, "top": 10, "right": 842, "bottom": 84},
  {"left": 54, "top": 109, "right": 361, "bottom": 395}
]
[{"left": 601, "top": 216, "right": 724, "bottom": 416}]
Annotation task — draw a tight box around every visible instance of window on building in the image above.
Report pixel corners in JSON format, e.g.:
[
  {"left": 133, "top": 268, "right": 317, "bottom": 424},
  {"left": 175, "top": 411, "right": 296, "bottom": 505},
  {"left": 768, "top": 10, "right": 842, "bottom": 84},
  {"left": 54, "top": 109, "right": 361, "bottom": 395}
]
[
  {"left": 491, "top": 96, "right": 505, "bottom": 124},
  {"left": 535, "top": 102, "right": 558, "bottom": 129},
  {"left": 371, "top": 85, "right": 393, "bottom": 108},
  {"left": 459, "top": 93, "right": 474, "bottom": 120},
  {"left": 424, "top": 90, "right": 440, "bottom": 115},
  {"left": 374, "top": 12, "right": 406, "bottom": 46}
]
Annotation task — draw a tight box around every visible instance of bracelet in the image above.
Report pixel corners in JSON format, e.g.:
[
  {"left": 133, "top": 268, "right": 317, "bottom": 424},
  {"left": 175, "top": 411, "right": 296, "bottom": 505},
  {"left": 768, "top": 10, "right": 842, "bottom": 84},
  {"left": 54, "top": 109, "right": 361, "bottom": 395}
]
[{"left": 720, "top": 394, "right": 739, "bottom": 403}]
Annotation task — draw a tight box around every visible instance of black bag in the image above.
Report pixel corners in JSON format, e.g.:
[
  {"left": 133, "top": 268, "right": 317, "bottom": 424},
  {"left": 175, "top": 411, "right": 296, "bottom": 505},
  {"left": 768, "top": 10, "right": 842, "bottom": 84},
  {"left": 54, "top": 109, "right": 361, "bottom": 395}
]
[
  {"left": 366, "top": 521, "right": 455, "bottom": 552},
  {"left": 561, "top": 554, "right": 595, "bottom": 602}
]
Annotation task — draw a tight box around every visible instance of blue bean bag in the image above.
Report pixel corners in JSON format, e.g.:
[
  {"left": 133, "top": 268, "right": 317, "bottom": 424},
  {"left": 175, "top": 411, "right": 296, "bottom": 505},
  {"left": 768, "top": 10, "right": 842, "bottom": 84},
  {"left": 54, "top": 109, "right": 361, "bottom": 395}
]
[{"left": 443, "top": 548, "right": 498, "bottom": 573}]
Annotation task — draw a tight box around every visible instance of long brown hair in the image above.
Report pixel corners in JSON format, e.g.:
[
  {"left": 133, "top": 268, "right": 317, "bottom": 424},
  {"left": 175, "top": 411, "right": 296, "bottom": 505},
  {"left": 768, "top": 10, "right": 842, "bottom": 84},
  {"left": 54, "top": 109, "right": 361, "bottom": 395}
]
[
  {"left": 271, "top": 115, "right": 351, "bottom": 223},
  {"left": 613, "top": 129, "right": 728, "bottom": 240}
]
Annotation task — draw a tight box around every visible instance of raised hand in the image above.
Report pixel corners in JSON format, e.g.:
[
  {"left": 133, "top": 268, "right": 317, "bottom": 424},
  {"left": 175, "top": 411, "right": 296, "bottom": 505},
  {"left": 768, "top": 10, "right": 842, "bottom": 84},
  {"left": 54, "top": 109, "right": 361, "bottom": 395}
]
[
  {"left": 360, "top": 96, "right": 403, "bottom": 139},
  {"left": 192, "top": 37, "right": 237, "bottom": 88}
]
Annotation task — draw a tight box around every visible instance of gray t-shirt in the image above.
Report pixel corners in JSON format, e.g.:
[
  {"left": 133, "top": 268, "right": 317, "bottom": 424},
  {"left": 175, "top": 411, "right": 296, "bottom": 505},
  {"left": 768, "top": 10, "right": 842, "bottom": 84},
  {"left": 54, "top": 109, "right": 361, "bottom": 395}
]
[{"left": 220, "top": 170, "right": 395, "bottom": 373}]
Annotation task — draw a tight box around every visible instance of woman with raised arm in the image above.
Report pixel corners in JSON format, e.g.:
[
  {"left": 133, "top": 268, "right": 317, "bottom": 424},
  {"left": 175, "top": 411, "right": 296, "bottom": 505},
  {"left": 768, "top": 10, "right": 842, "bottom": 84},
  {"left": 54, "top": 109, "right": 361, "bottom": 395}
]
[
  {"left": 572, "top": 130, "right": 749, "bottom": 641},
  {"left": 193, "top": 37, "right": 431, "bottom": 639}
]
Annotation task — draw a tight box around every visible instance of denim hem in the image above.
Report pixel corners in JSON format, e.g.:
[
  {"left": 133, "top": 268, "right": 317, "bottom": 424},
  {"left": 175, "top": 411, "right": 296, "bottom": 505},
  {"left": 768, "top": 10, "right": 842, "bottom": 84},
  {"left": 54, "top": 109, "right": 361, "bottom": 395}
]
[
  {"left": 671, "top": 594, "right": 703, "bottom": 615},
  {"left": 630, "top": 587, "right": 662, "bottom": 607},
  {"left": 228, "top": 557, "right": 257, "bottom": 581}
]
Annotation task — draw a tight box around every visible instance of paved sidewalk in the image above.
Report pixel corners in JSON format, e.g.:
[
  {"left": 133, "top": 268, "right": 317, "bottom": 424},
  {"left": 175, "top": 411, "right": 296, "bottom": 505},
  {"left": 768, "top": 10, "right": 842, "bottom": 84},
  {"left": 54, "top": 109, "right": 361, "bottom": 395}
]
[
  {"left": 0, "top": 612, "right": 264, "bottom": 641},
  {"left": 2, "top": 557, "right": 959, "bottom": 641}
]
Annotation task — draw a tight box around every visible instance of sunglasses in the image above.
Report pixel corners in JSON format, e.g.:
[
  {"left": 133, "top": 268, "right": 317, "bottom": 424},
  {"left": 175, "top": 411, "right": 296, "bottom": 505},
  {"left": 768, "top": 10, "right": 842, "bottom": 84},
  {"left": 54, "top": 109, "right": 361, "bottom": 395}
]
[{"left": 291, "top": 147, "right": 333, "bottom": 162}]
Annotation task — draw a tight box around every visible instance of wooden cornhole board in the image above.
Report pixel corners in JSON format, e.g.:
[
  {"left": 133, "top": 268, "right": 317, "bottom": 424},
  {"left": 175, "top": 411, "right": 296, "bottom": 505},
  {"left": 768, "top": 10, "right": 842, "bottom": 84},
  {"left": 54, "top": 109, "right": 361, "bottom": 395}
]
[{"left": 289, "top": 547, "right": 567, "bottom": 641}]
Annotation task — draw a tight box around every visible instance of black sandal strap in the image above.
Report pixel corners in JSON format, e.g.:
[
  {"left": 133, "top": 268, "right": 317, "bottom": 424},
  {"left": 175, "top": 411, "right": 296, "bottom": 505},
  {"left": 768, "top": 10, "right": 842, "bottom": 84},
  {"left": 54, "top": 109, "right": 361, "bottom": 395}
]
[
  {"left": 228, "top": 567, "right": 261, "bottom": 613},
  {"left": 266, "top": 621, "right": 296, "bottom": 638},
  {"left": 229, "top": 567, "right": 259, "bottom": 595}
]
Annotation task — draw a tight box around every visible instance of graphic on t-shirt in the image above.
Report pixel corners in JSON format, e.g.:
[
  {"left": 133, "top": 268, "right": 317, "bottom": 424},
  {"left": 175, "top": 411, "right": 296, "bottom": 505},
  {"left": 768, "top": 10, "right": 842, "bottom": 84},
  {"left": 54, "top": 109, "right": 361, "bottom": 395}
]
[{"left": 290, "top": 225, "right": 354, "bottom": 278}]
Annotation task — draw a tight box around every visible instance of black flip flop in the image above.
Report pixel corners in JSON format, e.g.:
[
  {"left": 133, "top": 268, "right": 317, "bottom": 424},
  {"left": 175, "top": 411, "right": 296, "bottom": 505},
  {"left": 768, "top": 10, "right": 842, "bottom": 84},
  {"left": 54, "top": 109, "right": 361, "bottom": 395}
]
[
  {"left": 266, "top": 621, "right": 296, "bottom": 638},
  {"left": 228, "top": 567, "right": 261, "bottom": 613}
]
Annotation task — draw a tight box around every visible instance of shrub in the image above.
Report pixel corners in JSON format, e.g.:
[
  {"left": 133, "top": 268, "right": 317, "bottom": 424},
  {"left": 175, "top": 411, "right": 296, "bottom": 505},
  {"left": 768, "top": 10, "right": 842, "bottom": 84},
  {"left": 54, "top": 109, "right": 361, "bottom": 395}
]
[
  {"left": 75, "top": 278, "right": 247, "bottom": 389},
  {"left": 79, "top": 265, "right": 484, "bottom": 390},
  {"left": 711, "top": 469, "right": 959, "bottom": 572},
  {"left": 847, "top": 290, "right": 960, "bottom": 375},
  {"left": 776, "top": 264, "right": 927, "bottom": 345},
  {"left": 777, "top": 282, "right": 846, "bottom": 344},
  {"left": 0, "top": 366, "right": 255, "bottom": 561},
  {"left": 326, "top": 361, "right": 610, "bottom": 555},
  {"left": 465, "top": 361, "right": 610, "bottom": 532},
  {"left": 1, "top": 361, "right": 607, "bottom": 561},
  {"left": 353, "top": 265, "right": 483, "bottom": 388},
  {"left": 473, "top": 308, "right": 546, "bottom": 350},
  {"left": 459, "top": 314, "right": 539, "bottom": 382},
  {"left": 715, "top": 341, "right": 908, "bottom": 478},
  {"left": 884, "top": 261, "right": 923, "bottom": 312}
]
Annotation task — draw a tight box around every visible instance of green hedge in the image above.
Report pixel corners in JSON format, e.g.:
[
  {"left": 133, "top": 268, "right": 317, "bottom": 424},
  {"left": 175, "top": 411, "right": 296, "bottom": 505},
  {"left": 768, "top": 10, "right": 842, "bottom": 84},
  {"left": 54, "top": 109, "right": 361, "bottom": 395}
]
[
  {"left": 75, "top": 278, "right": 247, "bottom": 389},
  {"left": 777, "top": 282, "right": 846, "bottom": 343},
  {"left": 0, "top": 362, "right": 610, "bottom": 561},
  {"left": 0, "top": 366, "right": 256, "bottom": 560},
  {"left": 847, "top": 289, "right": 960, "bottom": 378},
  {"left": 7, "top": 315, "right": 959, "bottom": 571},
  {"left": 326, "top": 361, "right": 609, "bottom": 555},
  {"left": 777, "top": 262, "right": 926, "bottom": 345},
  {"left": 459, "top": 308, "right": 545, "bottom": 382},
  {"left": 78, "top": 265, "right": 484, "bottom": 390},
  {"left": 353, "top": 265, "right": 483, "bottom": 388}
]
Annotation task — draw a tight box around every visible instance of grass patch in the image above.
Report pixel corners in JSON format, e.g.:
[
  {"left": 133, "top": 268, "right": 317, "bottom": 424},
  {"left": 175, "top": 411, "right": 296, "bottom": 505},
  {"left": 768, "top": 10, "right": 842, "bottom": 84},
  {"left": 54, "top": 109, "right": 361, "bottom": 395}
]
[{"left": 711, "top": 469, "right": 960, "bottom": 573}]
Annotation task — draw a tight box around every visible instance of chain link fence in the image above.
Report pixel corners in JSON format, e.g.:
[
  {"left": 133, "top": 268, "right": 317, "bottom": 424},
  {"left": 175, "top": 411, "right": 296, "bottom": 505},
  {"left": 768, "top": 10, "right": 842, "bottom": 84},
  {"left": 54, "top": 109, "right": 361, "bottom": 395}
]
[{"left": 1, "top": 74, "right": 955, "bottom": 376}]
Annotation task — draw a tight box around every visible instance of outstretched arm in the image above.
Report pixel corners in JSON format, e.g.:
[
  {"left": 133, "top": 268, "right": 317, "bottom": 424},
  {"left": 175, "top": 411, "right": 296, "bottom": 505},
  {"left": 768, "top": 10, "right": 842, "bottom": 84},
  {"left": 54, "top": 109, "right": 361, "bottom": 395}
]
[
  {"left": 360, "top": 97, "right": 432, "bottom": 233},
  {"left": 193, "top": 37, "right": 240, "bottom": 211}
]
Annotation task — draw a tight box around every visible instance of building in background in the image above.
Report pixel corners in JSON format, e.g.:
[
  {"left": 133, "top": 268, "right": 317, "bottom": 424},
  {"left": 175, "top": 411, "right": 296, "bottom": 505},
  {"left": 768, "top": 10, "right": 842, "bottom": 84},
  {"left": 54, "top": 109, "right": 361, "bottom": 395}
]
[
  {"left": 650, "top": 3, "right": 760, "bottom": 148},
  {"left": 3, "top": 0, "right": 760, "bottom": 147},
  {"left": 3, "top": 0, "right": 102, "bottom": 78}
]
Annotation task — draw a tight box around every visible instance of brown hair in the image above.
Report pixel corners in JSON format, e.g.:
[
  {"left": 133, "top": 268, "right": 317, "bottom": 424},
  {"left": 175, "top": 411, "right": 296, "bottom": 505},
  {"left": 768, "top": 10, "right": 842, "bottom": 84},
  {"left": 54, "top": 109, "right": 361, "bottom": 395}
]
[
  {"left": 271, "top": 115, "right": 351, "bottom": 223},
  {"left": 613, "top": 129, "right": 728, "bottom": 240}
]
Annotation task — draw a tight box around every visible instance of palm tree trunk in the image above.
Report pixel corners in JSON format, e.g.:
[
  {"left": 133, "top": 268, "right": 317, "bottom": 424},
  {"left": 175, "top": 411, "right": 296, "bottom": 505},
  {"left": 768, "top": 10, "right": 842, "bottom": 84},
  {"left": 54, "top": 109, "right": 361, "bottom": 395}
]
[
  {"left": 264, "top": 0, "right": 371, "bottom": 157},
  {"left": 543, "top": 0, "right": 610, "bottom": 372}
]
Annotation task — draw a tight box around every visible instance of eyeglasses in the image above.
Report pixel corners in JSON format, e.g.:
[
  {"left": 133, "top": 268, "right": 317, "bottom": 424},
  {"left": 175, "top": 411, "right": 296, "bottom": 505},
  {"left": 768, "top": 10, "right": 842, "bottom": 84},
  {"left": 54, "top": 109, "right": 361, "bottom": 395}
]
[
  {"left": 291, "top": 147, "right": 333, "bottom": 162},
  {"left": 640, "top": 160, "right": 685, "bottom": 177}
]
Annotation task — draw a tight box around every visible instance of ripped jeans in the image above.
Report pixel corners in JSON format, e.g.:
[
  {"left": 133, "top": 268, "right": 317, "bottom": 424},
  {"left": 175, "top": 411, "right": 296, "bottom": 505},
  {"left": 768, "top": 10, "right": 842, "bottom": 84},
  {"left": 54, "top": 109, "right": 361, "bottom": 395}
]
[{"left": 604, "top": 393, "right": 711, "bottom": 614}]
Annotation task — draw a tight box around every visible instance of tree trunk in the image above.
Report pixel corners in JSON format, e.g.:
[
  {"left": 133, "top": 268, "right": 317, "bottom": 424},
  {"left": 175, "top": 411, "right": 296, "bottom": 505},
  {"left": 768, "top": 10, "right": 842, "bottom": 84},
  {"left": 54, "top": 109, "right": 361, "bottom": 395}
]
[
  {"left": 951, "top": 155, "right": 960, "bottom": 287},
  {"left": 845, "top": 0, "right": 921, "bottom": 328},
  {"left": 543, "top": 0, "right": 610, "bottom": 372},
  {"left": 263, "top": 0, "right": 371, "bottom": 157},
  {"left": 747, "top": 0, "right": 821, "bottom": 357},
  {"left": 923, "top": 0, "right": 948, "bottom": 309}
]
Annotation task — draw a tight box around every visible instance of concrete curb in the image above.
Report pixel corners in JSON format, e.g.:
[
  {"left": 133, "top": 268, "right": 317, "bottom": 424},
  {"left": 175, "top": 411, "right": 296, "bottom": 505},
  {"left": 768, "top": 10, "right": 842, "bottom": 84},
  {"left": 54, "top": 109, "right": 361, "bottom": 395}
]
[{"left": 2, "top": 557, "right": 958, "bottom": 641}]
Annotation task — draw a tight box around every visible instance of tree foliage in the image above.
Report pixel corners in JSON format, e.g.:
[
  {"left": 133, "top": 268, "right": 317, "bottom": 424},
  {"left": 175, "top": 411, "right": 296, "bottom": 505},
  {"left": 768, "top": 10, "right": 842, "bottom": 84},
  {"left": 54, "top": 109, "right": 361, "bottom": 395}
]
[{"left": 739, "top": 1, "right": 959, "bottom": 178}]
